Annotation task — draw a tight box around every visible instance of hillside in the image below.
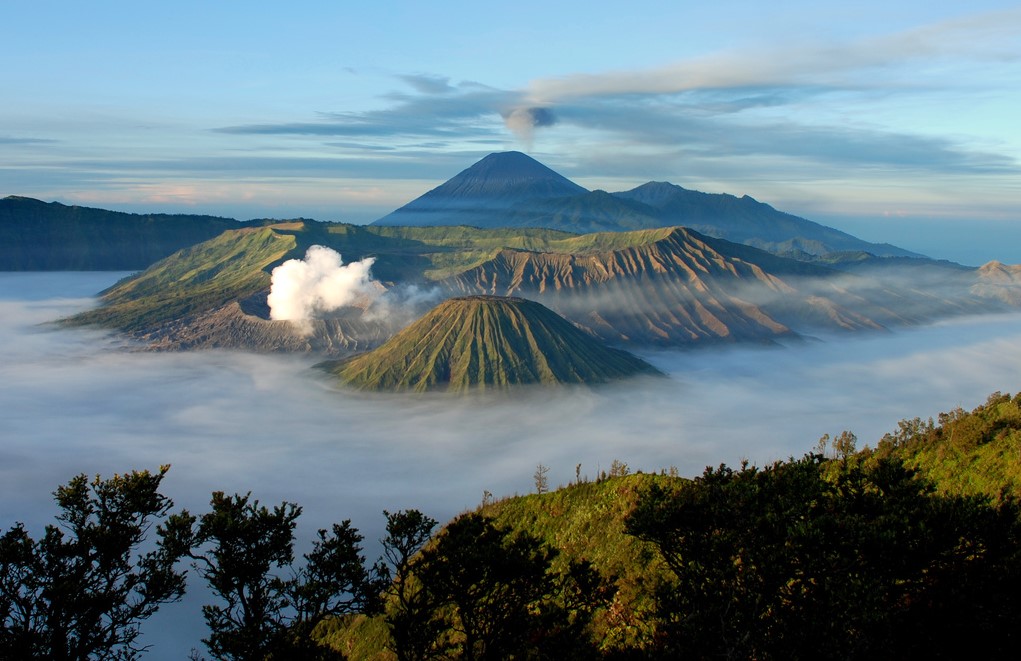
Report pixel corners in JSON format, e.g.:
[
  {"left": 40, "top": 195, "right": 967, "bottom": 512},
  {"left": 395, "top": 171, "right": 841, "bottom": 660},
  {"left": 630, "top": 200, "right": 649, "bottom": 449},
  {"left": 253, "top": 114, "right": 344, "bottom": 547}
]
[
  {"left": 868, "top": 390, "right": 1021, "bottom": 501},
  {"left": 443, "top": 226, "right": 984, "bottom": 345},
  {"left": 325, "top": 390, "right": 1021, "bottom": 658},
  {"left": 63, "top": 220, "right": 1006, "bottom": 353},
  {"left": 972, "top": 261, "right": 1021, "bottom": 306},
  {"left": 0, "top": 196, "right": 245, "bottom": 270},
  {"left": 325, "top": 296, "right": 660, "bottom": 392}
]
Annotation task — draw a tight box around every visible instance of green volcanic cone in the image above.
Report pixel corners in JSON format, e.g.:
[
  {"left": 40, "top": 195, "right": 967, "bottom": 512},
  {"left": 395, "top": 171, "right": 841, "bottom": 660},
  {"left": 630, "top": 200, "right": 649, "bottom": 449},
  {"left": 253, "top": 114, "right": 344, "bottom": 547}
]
[{"left": 327, "top": 295, "right": 660, "bottom": 392}]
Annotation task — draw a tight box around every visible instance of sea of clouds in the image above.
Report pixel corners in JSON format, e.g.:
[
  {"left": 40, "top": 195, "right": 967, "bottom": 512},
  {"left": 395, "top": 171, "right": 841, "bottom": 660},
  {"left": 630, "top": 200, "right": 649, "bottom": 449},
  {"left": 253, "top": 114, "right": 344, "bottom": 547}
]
[{"left": 4, "top": 271, "right": 1021, "bottom": 657}]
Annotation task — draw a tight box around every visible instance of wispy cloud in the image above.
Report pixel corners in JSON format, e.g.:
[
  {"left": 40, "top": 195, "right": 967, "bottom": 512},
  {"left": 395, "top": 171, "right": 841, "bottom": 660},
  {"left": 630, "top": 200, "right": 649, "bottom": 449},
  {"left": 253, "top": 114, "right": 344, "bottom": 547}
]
[
  {"left": 398, "top": 73, "right": 457, "bottom": 95},
  {"left": 0, "top": 136, "right": 56, "bottom": 145},
  {"left": 209, "top": 8, "right": 1020, "bottom": 184},
  {"left": 522, "top": 7, "right": 1021, "bottom": 104}
]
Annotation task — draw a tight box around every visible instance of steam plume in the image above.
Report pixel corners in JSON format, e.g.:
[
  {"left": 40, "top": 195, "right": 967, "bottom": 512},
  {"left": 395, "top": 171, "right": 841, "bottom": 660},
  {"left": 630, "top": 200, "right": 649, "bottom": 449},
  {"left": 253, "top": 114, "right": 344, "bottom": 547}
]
[
  {"left": 267, "top": 246, "right": 380, "bottom": 323},
  {"left": 504, "top": 106, "right": 556, "bottom": 148}
]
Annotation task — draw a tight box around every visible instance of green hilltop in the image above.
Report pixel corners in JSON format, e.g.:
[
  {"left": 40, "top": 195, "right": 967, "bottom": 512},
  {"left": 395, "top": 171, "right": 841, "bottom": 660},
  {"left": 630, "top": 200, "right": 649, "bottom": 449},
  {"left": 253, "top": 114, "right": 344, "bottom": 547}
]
[{"left": 325, "top": 295, "right": 660, "bottom": 392}]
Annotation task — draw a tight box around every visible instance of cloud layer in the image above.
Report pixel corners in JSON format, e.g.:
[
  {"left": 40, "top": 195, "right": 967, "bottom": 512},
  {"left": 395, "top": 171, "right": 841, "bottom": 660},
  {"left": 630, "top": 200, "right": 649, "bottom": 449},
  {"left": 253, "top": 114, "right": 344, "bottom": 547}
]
[{"left": 5, "top": 272, "right": 1021, "bottom": 656}]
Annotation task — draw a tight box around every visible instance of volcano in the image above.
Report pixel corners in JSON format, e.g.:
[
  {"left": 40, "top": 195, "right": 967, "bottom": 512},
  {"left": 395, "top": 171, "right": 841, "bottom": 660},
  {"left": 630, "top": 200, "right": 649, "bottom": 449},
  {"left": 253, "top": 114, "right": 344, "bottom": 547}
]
[
  {"left": 372, "top": 152, "right": 920, "bottom": 258},
  {"left": 373, "top": 151, "right": 587, "bottom": 227},
  {"left": 325, "top": 295, "right": 660, "bottom": 393}
]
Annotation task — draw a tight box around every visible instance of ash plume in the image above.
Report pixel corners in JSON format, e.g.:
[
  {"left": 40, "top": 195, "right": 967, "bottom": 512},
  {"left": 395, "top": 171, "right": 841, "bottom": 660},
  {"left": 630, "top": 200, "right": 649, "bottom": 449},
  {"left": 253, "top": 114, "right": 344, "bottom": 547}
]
[{"left": 503, "top": 106, "right": 556, "bottom": 148}]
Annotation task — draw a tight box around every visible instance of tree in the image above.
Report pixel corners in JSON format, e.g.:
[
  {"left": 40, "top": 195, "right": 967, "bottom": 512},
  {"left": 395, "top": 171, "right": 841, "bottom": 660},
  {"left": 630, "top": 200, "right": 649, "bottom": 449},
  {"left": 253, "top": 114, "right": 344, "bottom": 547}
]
[
  {"left": 832, "top": 430, "right": 857, "bottom": 459},
  {"left": 190, "top": 492, "right": 379, "bottom": 660},
  {"left": 378, "top": 510, "right": 439, "bottom": 661},
  {"left": 0, "top": 466, "right": 193, "bottom": 660},
  {"left": 385, "top": 513, "right": 606, "bottom": 660},
  {"left": 626, "top": 454, "right": 1021, "bottom": 659},
  {"left": 533, "top": 464, "right": 550, "bottom": 495}
]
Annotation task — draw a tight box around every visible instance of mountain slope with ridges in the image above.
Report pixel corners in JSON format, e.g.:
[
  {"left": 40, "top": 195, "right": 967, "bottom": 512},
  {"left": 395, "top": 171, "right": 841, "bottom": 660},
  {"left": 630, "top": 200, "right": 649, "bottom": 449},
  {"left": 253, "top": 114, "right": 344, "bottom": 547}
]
[
  {"left": 327, "top": 296, "right": 660, "bottom": 392},
  {"left": 442, "top": 227, "right": 905, "bottom": 345},
  {"left": 64, "top": 221, "right": 1000, "bottom": 354},
  {"left": 612, "top": 182, "right": 919, "bottom": 257}
]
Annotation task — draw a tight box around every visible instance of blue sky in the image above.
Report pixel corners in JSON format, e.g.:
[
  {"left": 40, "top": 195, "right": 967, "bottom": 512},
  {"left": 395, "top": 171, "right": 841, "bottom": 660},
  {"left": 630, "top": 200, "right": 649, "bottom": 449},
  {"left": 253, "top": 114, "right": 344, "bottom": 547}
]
[{"left": 3, "top": 1, "right": 1020, "bottom": 263}]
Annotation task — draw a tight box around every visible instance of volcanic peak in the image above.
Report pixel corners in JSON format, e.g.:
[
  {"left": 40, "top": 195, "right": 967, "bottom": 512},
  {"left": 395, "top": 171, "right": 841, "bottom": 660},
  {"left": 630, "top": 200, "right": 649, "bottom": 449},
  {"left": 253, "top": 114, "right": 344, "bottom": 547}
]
[{"left": 327, "top": 295, "right": 659, "bottom": 392}]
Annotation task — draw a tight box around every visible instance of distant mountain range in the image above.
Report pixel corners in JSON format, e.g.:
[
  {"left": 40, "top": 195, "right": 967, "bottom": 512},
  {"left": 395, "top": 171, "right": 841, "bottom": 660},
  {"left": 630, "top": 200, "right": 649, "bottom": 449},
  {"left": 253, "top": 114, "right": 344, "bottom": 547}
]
[
  {"left": 0, "top": 195, "right": 247, "bottom": 270},
  {"left": 0, "top": 152, "right": 935, "bottom": 274},
  {"left": 8, "top": 151, "right": 1021, "bottom": 368},
  {"left": 374, "top": 152, "right": 919, "bottom": 258}
]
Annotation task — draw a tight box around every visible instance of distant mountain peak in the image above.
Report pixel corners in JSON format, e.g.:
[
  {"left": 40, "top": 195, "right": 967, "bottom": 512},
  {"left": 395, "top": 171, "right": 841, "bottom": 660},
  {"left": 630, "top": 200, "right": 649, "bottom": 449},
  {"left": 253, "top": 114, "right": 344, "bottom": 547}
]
[
  {"left": 436, "top": 151, "right": 586, "bottom": 198},
  {"left": 373, "top": 152, "right": 587, "bottom": 226}
]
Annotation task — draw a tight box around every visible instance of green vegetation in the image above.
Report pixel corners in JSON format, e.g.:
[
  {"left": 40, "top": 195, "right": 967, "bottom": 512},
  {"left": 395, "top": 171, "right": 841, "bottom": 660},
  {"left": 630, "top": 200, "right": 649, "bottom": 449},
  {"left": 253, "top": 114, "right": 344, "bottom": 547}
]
[
  {"left": 627, "top": 454, "right": 1021, "bottom": 659},
  {"left": 65, "top": 225, "right": 296, "bottom": 332},
  {"left": 480, "top": 473, "right": 677, "bottom": 652},
  {"left": 867, "top": 391, "right": 1021, "bottom": 501},
  {"left": 0, "top": 467, "right": 193, "bottom": 659},
  {"left": 188, "top": 492, "right": 381, "bottom": 660},
  {"left": 326, "top": 296, "right": 660, "bottom": 392}
]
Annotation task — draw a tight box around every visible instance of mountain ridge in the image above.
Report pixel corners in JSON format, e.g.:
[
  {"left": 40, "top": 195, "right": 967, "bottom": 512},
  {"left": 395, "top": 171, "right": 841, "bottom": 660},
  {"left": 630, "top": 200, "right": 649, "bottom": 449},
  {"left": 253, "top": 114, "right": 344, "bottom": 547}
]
[
  {"left": 63, "top": 220, "right": 1006, "bottom": 354},
  {"left": 0, "top": 195, "right": 247, "bottom": 270},
  {"left": 372, "top": 152, "right": 921, "bottom": 259}
]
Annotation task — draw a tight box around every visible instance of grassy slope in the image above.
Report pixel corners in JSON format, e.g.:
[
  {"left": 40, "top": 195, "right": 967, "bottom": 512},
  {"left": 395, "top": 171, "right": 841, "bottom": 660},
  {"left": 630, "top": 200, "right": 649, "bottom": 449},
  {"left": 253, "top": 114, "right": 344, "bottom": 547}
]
[
  {"left": 324, "top": 390, "right": 1021, "bottom": 657},
  {"left": 321, "top": 473, "right": 681, "bottom": 658},
  {"left": 481, "top": 473, "right": 680, "bottom": 651},
  {"left": 330, "top": 296, "right": 659, "bottom": 392},
  {"left": 868, "top": 391, "right": 1021, "bottom": 501},
  {"left": 66, "top": 220, "right": 693, "bottom": 333},
  {"left": 66, "top": 225, "right": 296, "bottom": 331}
]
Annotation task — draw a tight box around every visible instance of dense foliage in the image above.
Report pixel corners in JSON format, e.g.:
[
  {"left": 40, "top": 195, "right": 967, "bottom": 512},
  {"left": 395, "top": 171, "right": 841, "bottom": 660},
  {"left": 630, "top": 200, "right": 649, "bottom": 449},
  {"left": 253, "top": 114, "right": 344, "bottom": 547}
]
[
  {"left": 870, "top": 390, "right": 1021, "bottom": 500},
  {"left": 627, "top": 454, "right": 1021, "bottom": 659},
  {"left": 188, "top": 492, "right": 383, "bottom": 660},
  {"left": 381, "top": 512, "right": 609, "bottom": 660}
]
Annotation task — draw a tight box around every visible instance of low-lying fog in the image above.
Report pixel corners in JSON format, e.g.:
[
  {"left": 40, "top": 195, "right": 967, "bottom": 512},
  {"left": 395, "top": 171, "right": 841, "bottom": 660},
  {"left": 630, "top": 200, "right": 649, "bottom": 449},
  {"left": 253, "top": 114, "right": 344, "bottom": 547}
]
[{"left": 5, "top": 271, "right": 1021, "bottom": 658}]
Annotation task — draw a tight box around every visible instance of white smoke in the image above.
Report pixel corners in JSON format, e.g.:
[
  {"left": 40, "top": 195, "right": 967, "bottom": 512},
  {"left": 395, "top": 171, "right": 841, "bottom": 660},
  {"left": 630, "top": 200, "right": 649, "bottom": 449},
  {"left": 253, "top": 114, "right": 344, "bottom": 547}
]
[
  {"left": 366, "top": 283, "right": 446, "bottom": 329},
  {"left": 267, "top": 246, "right": 380, "bottom": 323}
]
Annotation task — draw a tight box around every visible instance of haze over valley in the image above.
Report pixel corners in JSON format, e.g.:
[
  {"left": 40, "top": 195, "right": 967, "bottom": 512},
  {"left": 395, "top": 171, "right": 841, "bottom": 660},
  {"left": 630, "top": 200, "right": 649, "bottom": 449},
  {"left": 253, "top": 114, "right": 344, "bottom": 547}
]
[{"left": 5, "top": 272, "right": 1021, "bottom": 655}]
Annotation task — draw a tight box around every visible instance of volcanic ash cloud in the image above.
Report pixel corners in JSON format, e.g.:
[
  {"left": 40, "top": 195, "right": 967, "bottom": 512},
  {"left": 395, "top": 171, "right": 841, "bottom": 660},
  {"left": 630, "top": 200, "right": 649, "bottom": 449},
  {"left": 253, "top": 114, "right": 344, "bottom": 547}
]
[{"left": 267, "top": 245, "right": 379, "bottom": 322}]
